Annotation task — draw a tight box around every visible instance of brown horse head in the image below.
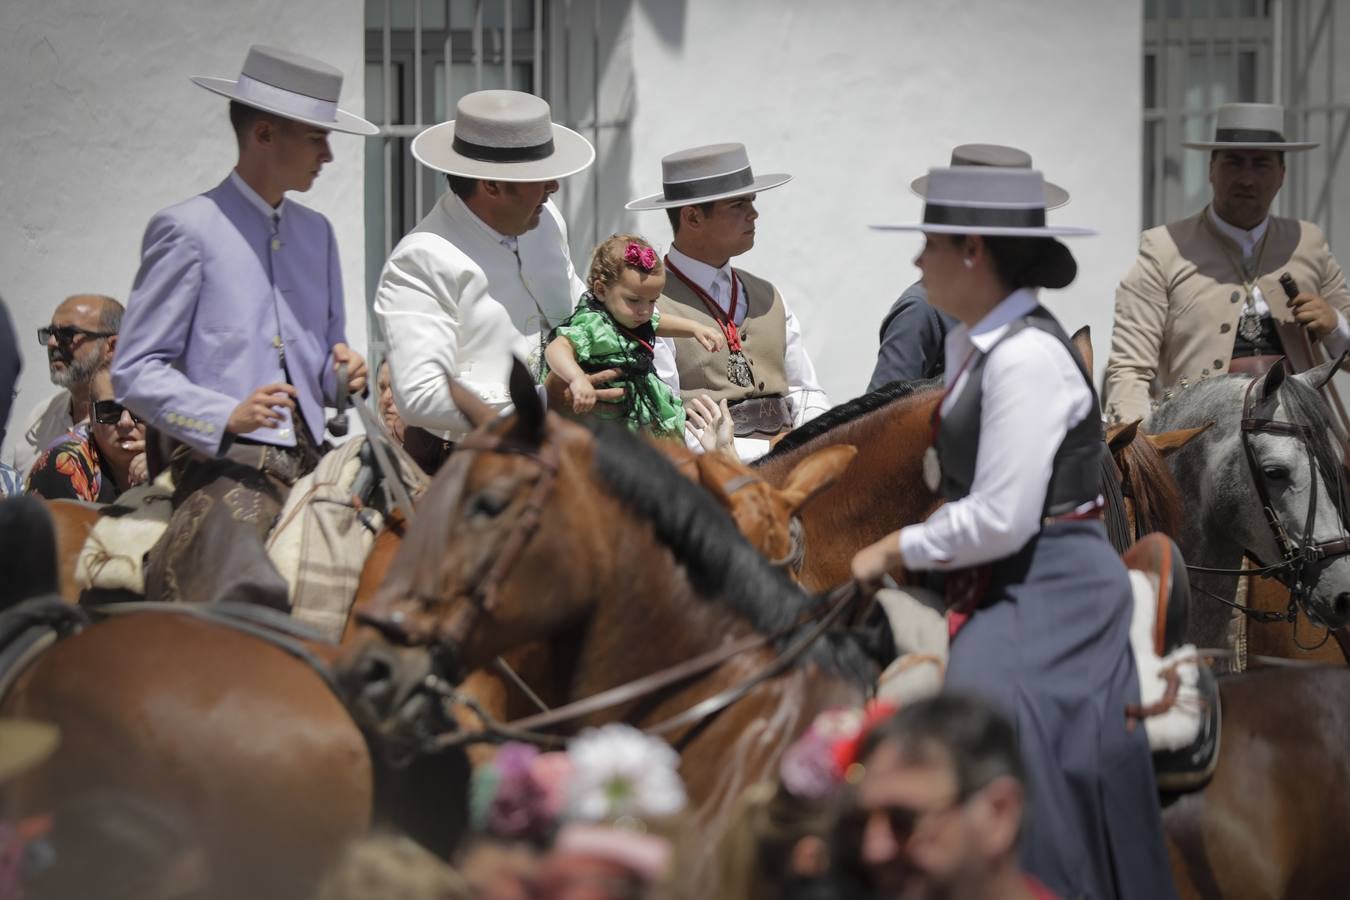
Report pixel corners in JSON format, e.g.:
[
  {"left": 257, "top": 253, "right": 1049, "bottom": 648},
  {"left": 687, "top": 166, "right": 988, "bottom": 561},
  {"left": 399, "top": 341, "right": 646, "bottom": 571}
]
[
  {"left": 340, "top": 359, "right": 870, "bottom": 748},
  {"left": 693, "top": 445, "right": 858, "bottom": 575}
]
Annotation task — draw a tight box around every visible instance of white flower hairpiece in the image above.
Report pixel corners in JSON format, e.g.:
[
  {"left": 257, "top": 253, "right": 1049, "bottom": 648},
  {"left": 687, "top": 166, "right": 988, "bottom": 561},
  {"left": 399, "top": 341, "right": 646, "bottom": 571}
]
[{"left": 565, "top": 724, "right": 687, "bottom": 823}]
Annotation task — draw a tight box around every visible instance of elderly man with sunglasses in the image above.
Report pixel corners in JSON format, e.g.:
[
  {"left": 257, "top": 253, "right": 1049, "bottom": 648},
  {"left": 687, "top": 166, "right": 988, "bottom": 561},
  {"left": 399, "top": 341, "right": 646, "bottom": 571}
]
[{"left": 6, "top": 294, "right": 123, "bottom": 479}]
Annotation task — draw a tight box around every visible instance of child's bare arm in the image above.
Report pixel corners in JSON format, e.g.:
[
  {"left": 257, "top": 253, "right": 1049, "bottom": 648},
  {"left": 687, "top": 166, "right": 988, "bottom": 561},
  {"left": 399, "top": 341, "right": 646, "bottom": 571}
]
[
  {"left": 655, "top": 313, "right": 723, "bottom": 352},
  {"left": 544, "top": 336, "right": 597, "bottom": 412}
]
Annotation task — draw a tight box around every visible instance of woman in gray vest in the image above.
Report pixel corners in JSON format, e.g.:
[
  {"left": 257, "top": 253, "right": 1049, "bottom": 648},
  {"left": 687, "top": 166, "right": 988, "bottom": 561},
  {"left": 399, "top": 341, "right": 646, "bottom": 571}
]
[{"left": 851, "top": 167, "right": 1177, "bottom": 900}]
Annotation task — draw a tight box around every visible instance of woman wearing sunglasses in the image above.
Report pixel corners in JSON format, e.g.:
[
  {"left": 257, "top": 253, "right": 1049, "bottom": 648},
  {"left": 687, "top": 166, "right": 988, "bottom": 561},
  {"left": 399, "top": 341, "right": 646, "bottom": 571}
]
[{"left": 25, "top": 368, "right": 147, "bottom": 503}]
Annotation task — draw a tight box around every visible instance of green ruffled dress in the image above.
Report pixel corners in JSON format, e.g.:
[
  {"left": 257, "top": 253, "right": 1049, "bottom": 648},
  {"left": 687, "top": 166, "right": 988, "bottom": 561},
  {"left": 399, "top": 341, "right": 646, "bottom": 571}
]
[{"left": 550, "top": 294, "right": 686, "bottom": 438}]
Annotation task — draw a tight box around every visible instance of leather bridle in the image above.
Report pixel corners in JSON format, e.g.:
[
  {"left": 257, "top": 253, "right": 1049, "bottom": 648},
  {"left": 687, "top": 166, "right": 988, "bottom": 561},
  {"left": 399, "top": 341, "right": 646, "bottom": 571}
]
[{"left": 1185, "top": 372, "right": 1350, "bottom": 646}]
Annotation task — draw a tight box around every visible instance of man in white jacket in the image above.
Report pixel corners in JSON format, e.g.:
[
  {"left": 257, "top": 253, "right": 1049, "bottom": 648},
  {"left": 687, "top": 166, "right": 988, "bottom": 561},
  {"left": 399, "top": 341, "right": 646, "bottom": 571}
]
[{"left": 374, "top": 89, "right": 596, "bottom": 472}]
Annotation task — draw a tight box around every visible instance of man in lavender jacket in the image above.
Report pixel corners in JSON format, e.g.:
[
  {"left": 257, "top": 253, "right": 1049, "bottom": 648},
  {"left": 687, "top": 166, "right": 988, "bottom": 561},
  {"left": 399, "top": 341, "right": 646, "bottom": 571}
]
[{"left": 112, "top": 46, "right": 375, "bottom": 608}]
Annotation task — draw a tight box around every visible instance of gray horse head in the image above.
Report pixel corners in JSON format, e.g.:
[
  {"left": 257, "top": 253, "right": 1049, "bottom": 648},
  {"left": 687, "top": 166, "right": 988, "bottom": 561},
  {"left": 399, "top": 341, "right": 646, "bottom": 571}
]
[{"left": 1148, "top": 359, "right": 1350, "bottom": 649}]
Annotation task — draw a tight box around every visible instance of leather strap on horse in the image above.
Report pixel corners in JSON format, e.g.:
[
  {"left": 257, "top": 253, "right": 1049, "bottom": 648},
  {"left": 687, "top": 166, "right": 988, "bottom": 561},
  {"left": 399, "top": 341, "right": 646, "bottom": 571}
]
[
  {"left": 719, "top": 471, "right": 807, "bottom": 573},
  {"left": 427, "top": 582, "right": 862, "bottom": 749}
]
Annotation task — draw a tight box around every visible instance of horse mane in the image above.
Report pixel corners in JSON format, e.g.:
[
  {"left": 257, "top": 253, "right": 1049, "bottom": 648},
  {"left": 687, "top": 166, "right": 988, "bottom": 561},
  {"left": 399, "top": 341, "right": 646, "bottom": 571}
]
[
  {"left": 589, "top": 422, "right": 874, "bottom": 683},
  {"left": 760, "top": 377, "right": 941, "bottom": 461},
  {"left": 1117, "top": 434, "right": 1183, "bottom": 540}
]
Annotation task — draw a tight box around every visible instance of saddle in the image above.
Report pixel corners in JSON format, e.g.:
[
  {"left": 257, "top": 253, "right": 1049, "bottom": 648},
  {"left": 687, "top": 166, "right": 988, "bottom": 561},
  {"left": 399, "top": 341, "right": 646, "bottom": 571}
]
[
  {"left": 0, "top": 596, "right": 90, "bottom": 701},
  {"left": 73, "top": 435, "right": 427, "bottom": 640},
  {"left": 870, "top": 533, "right": 1222, "bottom": 790}
]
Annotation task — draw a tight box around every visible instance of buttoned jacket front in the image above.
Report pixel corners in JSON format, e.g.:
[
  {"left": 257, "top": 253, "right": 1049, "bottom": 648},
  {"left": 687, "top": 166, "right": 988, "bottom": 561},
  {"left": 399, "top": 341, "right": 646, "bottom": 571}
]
[
  {"left": 374, "top": 192, "right": 584, "bottom": 441},
  {"left": 113, "top": 176, "right": 344, "bottom": 455},
  {"left": 1103, "top": 208, "right": 1350, "bottom": 424}
]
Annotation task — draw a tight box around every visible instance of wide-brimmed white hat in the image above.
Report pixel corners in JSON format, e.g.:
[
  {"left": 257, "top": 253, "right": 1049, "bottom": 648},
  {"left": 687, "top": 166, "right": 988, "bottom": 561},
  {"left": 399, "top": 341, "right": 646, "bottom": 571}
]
[
  {"left": 412, "top": 90, "right": 595, "bottom": 182},
  {"left": 626, "top": 143, "right": 791, "bottom": 211},
  {"left": 193, "top": 45, "right": 377, "bottom": 136},
  {"left": 873, "top": 167, "right": 1095, "bottom": 237},
  {"left": 911, "top": 144, "right": 1069, "bottom": 209},
  {"left": 1183, "top": 102, "right": 1318, "bottom": 151}
]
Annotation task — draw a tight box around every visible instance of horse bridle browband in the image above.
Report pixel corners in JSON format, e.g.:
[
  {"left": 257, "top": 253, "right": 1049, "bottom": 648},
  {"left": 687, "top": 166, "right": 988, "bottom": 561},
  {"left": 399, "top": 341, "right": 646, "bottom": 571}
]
[{"left": 1185, "top": 371, "right": 1350, "bottom": 643}]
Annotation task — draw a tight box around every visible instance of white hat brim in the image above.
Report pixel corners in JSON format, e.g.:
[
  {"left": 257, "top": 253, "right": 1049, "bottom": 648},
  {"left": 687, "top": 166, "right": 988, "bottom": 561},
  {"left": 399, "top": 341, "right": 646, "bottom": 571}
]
[
  {"left": 411, "top": 120, "right": 595, "bottom": 181},
  {"left": 625, "top": 173, "right": 792, "bottom": 211},
  {"left": 870, "top": 223, "right": 1097, "bottom": 237},
  {"left": 910, "top": 174, "right": 1071, "bottom": 210},
  {"left": 1182, "top": 140, "right": 1319, "bottom": 151},
  {"left": 192, "top": 76, "right": 379, "bottom": 136}
]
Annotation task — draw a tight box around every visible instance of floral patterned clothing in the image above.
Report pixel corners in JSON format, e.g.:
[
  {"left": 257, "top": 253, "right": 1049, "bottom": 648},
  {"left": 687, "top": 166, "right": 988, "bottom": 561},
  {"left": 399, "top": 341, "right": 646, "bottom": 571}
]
[{"left": 25, "top": 423, "right": 118, "bottom": 503}]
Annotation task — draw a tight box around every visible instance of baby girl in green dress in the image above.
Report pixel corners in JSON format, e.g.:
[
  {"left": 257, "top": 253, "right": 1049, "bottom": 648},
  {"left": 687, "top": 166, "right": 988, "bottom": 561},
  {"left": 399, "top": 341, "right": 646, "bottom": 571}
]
[{"left": 545, "top": 234, "right": 721, "bottom": 439}]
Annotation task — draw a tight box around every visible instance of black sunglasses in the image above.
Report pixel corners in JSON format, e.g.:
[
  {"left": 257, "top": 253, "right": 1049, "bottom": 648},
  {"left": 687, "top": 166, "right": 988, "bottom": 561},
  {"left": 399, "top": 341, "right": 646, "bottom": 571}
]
[
  {"left": 38, "top": 325, "right": 116, "bottom": 347},
  {"left": 93, "top": 400, "right": 143, "bottom": 426},
  {"left": 874, "top": 795, "right": 965, "bottom": 841}
]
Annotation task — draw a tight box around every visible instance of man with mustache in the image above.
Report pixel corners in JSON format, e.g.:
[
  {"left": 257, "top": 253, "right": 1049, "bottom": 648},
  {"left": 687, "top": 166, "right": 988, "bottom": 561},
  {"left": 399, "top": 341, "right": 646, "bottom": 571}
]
[
  {"left": 8, "top": 294, "right": 121, "bottom": 478},
  {"left": 1104, "top": 102, "right": 1350, "bottom": 425},
  {"left": 627, "top": 144, "right": 829, "bottom": 462}
]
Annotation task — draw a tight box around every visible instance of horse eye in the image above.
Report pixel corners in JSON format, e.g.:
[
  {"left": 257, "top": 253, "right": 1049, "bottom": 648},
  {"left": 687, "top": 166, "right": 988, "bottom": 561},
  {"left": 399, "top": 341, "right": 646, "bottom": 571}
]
[
  {"left": 467, "top": 490, "right": 509, "bottom": 519},
  {"left": 1262, "top": 465, "right": 1291, "bottom": 481}
]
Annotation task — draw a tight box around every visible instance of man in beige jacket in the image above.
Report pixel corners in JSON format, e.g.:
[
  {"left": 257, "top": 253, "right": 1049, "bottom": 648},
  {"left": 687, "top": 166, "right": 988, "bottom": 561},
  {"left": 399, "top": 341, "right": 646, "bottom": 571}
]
[{"left": 1104, "top": 103, "right": 1350, "bottom": 426}]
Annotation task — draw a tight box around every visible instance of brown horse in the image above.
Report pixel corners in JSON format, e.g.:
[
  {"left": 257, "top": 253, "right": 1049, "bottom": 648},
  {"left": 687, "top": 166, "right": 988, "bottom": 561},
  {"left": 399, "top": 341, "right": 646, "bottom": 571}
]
[
  {"left": 338, "top": 367, "right": 875, "bottom": 893},
  {"left": 0, "top": 603, "right": 471, "bottom": 900}
]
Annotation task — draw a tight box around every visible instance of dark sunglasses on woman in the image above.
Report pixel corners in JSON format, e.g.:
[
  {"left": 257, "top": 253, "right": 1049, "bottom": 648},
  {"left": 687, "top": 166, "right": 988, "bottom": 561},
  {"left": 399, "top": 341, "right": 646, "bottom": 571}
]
[{"left": 93, "top": 400, "right": 143, "bottom": 426}]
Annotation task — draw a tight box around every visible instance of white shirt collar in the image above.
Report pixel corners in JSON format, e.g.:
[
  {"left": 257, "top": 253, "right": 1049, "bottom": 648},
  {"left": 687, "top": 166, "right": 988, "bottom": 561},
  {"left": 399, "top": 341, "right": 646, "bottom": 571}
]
[
  {"left": 1207, "top": 204, "right": 1269, "bottom": 257},
  {"left": 449, "top": 191, "right": 519, "bottom": 252},
  {"left": 952, "top": 288, "right": 1040, "bottom": 354},
  {"left": 229, "top": 170, "right": 285, "bottom": 223},
  {"left": 667, "top": 245, "right": 732, "bottom": 299}
]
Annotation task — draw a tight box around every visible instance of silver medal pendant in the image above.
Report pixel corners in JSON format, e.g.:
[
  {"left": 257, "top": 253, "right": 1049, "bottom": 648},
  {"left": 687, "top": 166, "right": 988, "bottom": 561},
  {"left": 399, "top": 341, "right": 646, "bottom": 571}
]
[
  {"left": 1237, "top": 305, "right": 1264, "bottom": 343},
  {"left": 727, "top": 349, "right": 754, "bottom": 388},
  {"left": 923, "top": 445, "right": 942, "bottom": 493}
]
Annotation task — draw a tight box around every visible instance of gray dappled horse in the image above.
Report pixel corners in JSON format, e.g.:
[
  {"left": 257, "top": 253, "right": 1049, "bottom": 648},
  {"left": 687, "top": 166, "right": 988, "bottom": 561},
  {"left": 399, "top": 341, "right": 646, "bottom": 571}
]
[{"left": 1147, "top": 358, "right": 1350, "bottom": 656}]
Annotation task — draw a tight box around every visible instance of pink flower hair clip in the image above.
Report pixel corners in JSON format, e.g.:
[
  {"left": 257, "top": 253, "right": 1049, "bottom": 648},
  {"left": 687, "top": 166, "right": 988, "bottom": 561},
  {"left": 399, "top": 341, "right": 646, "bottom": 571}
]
[{"left": 624, "top": 242, "right": 659, "bottom": 273}]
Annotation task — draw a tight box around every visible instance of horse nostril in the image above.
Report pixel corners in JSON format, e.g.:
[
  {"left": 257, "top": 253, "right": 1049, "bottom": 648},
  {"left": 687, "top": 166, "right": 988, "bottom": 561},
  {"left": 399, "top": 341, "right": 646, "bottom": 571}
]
[{"left": 1335, "top": 592, "right": 1350, "bottom": 620}]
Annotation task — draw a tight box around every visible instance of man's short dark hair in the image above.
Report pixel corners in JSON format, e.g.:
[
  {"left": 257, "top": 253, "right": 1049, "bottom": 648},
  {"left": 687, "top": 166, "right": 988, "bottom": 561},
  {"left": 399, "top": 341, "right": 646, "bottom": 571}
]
[
  {"left": 446, "top": 174, "right": 479, "bottom": 200},
  {"left": 229, "top": 100, "right": 285, "bottom": 147},
  {"left": 666, "top": 201, "right": 717, "bottom": 236},
  {"left": 859, "top": 694, "right": 1024, "bottom": 800}
]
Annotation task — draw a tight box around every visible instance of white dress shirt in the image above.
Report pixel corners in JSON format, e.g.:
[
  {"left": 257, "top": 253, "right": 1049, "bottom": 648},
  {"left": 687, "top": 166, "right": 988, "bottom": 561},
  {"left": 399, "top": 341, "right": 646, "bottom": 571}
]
[
  {"left": 1207, "top": 205, "right": 1350, "bottom": 357},
  {"left": 898, "top": 289, "right": 1095, "bottom": 571},
  {"left": 653, "top": 245, "right": 831, "bottom": 460},
  {"left": 375, "top": 192, "right": 585, "bottom": 441}
]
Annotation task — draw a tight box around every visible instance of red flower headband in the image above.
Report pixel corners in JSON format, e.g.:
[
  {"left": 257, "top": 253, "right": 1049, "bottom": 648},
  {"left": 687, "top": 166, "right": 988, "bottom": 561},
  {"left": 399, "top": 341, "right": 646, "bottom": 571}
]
[{"left": 623, "top": 242, "right": 659, "bottom": 273}]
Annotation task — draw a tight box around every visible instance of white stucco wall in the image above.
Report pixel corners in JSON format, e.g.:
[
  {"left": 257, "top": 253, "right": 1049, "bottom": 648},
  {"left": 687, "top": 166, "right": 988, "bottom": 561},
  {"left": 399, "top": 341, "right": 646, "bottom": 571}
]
[
  {"left": 605, "top": 0, "right": 1142, "bottom": 402},
  {"left": 0, "top": 1, "right": 366, "bottom": 458}
]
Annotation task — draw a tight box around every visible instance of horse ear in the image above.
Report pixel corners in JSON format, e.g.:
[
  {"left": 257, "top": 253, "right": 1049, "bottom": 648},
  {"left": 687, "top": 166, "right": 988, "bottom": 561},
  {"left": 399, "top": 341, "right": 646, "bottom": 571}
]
[
  {"left": 1070, "top": 325, "right": 1093, "bottom": 373},
  {"left": 693, "top": 451, "right": 739, "bottom": 508},
  {"left": 1294, "top": 352, "right": 1347, "bottom": 392},
  {"left": 448, "top": 377, "right": 496, "bottom": 429},
  {"left": 1260, "top": 357, "right": 1288, "bottom": 400},
  {"left": 507, "top": 357, "right": 545, "bottom": 442},
  {"left": 777, "top": 445, "right": 859, "bottom": 515},
  {"left": 1106, "top": 419, "right": 1141, "bottom": 455},
  {"left": 1145, "top": 422, "right": 1213, "bottom": 457}
]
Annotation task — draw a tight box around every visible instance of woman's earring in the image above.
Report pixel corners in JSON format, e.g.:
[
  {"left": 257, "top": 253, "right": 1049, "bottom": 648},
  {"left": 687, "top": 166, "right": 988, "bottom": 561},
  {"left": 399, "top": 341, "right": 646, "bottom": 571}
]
[{"left": 963, "top": 258, "right": 974, "bottom": 269}]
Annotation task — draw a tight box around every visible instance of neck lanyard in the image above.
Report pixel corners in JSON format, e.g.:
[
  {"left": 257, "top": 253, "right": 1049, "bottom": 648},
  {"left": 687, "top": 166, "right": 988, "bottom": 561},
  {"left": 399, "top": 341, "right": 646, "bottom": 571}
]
[
  {"left": 664, "top": 257, "right": 742, "bottom": 351},
  {"left": 1207, "top": 215, "right": 1272, "bottom": 344}
]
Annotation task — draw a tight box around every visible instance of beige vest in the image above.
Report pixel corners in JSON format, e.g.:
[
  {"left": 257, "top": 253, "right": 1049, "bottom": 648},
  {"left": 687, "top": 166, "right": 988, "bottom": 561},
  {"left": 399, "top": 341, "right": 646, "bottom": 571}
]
[{"left": 658, "top": 268, "right": 789, "bottom": 403}]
